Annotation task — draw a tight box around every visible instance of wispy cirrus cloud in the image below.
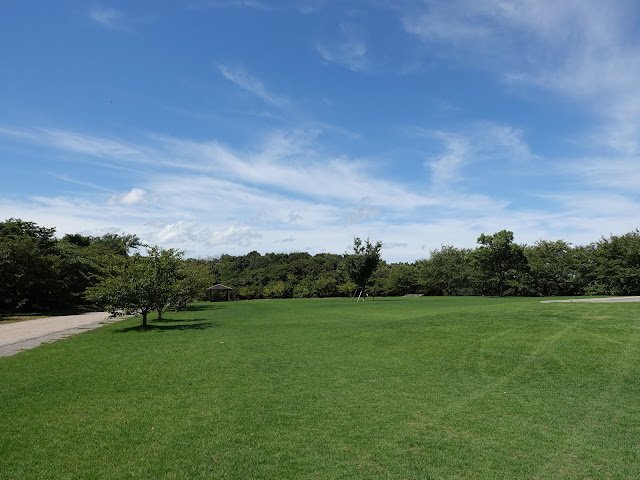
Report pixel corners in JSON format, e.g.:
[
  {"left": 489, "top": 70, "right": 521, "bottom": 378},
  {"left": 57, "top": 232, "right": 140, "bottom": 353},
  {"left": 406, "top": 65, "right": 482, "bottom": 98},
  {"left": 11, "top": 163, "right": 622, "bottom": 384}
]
[
  {"left": 401, "top": 0, "right": 640, "bottom": 155},
  {"left": 316, "top": 23, "right": 368, "bottom": 72},
  {"left": 218, "top": 65, "right": 290, "bottom": 108},
  {"left": 88, "top": 8, "right": 130, "bottom": 31},
  {"left": 0, "top": 126, "right": 143, "bottom": 162},
  {"left": 422, "top": 122, "right": 538, "bottom": 187},
  {"left": 4, "top": 116, "right": 637, "bottom": 261},
  {"left": 567, "top": 156, "right": 640, "bottom": 192},
  {"left": 153, "top": 129, "right": 437, "bottom": 210},
  {"left": 192, "top": 0, "right": 323, "bottom": 14}
]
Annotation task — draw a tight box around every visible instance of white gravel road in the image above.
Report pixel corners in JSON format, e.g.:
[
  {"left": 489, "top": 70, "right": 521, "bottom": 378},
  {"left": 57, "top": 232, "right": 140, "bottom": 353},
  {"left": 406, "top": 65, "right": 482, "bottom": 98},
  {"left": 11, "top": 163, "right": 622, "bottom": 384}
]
[
  {"left": 0, "top": 312, "right": 122, "bottom": 357},
  {"left": 540, "top": 296, "right": 640, "bottom": 303}
]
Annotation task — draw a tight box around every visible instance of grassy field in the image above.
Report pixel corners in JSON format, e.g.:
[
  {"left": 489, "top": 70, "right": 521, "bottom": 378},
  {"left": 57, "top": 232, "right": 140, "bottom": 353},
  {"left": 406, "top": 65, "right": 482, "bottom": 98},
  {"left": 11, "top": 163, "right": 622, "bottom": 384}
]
[{"left": 1, "top": 296, "right": 639, "bottom": 479}]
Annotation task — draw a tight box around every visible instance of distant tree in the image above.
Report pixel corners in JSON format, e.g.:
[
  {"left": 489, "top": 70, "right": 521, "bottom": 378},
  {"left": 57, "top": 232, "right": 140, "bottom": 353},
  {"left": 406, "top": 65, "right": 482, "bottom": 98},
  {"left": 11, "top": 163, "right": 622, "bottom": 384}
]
[
  {"left": 589, "top": 230, "right": 640, "bottom": 295},
  {"left": 345, "top": 237, "right": 382, "bottom": 300},
  {"left": 524, "top": 239, "right": 580, "bottom": 296},
  {"left": 474, "top": 230, "right": 528, "bottom": 297},
  {"left": 418, "top": 245, "right": 472, "bottom": 296},
  {"left": 383, "top": 263, "right": 419, "bottom": 296},
  {"left": 91, "top": 233, "right": 141, "bottom": 256},
  {"left": 0, "top": 218, "right": 56, "bottom": 248},
  {"left": 62, "top": 233, "right": 92, "bottom": 248},
  {"left": 86, "top": 246, "right": 183, "bottom": 327},
  {"left": 170, "top": 260, "right": 213, "bottom": 310}
]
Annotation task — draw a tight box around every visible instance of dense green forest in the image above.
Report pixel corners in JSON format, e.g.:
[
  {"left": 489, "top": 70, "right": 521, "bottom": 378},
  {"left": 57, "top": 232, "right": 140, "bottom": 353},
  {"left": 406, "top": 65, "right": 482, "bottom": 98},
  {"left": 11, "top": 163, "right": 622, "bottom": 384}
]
[{"left": 2, "top": 217, "right": 640, "bottom": 314}]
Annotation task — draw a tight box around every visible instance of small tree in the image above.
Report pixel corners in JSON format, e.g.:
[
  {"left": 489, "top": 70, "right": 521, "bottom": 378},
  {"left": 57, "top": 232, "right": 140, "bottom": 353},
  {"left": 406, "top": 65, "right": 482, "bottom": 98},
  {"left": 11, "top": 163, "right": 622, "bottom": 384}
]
[
  {"left": 86, "top": 246, "right": 183, "bottom": 327},
  {"left": 345, "top": 237, "right": 382, "bottom": 301}
]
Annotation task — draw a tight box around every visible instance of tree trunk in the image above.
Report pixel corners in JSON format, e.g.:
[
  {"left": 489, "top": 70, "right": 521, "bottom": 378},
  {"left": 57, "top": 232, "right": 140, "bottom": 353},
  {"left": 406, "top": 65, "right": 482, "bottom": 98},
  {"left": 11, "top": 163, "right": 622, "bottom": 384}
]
[
  {"left": 157, "top": 306, "right": 163, "bottom": 320},
  {"left": 142, "top": 311, "right": 148, "bottom": 327}
]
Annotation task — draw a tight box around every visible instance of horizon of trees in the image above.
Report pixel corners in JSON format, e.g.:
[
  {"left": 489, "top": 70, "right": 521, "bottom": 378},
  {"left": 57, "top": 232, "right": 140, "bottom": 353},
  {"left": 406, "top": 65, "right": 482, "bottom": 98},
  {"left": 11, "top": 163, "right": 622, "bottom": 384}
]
[{"left": 2, "top": 218, "right": 640, "bottom": 314}]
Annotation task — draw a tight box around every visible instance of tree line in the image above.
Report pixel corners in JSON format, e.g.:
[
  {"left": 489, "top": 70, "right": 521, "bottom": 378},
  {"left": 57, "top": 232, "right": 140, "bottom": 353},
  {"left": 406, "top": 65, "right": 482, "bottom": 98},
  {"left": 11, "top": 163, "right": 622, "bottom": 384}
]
[
  {"left": 2, "top": 218, "right": 640, "bottom": 317},
  {"left": 0, "top": 219, "right": 212, "bottom": 319}
]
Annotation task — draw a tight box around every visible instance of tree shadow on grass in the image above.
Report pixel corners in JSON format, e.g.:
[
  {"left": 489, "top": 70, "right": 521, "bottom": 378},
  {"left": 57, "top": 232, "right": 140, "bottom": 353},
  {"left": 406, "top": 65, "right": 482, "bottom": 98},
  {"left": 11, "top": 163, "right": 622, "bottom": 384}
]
[
  {"left": 182, "top": 304, "right": 228, "bottom": 312},
  {"left": 115, "top": 319, "right": 220, "bottom": 333}
]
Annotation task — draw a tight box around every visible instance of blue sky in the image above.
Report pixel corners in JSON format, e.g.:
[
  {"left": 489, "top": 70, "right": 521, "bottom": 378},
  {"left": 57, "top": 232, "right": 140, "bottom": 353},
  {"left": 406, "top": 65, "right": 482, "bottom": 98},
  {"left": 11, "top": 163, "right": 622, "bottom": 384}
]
[{"left": 2, "top": 1, "right": 640, "bottom": 262}]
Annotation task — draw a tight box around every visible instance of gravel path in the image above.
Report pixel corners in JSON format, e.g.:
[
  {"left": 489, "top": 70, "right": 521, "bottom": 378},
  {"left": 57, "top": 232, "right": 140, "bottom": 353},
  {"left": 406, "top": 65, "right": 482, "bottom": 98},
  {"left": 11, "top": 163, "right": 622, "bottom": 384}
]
[
  {"left": 0, "top": 312, "right": 123, "bottom": 357},
  {"left": 540, "top": 296, "right": 640, "bottom": 303}
]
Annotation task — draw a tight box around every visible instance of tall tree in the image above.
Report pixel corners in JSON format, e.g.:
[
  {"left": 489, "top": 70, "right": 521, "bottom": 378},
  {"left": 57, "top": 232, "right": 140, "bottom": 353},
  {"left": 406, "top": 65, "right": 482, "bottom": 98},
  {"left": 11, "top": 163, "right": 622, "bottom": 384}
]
[
  {"left": 345, "top": 237, "right": 382, "bottom": 300},
  {"left": 474, "top": 230, "right": 528, "bottom": 297}
]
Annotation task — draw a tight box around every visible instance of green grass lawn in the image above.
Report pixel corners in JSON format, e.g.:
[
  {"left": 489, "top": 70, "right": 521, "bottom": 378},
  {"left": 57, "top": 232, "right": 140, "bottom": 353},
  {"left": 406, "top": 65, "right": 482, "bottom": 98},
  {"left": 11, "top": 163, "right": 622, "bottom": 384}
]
[{"left": 2, "top": 297, "right": 640, "bottom": 479}]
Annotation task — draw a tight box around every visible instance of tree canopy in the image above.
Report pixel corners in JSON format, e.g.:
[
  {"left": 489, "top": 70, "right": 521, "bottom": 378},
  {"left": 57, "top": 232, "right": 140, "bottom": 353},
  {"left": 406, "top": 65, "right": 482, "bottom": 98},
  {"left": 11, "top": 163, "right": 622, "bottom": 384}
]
[
  {"left": 86, "top": 247, "right": 184, "bottom": 327},
  {"left": 3, "top": 218, "right": 640, "bottom": 316},
  {"left": 473, "top": 230, "right": 528, "bottom": 297},
  {"left": 345, "top": 237, "right": 382, "bottom": 300}
]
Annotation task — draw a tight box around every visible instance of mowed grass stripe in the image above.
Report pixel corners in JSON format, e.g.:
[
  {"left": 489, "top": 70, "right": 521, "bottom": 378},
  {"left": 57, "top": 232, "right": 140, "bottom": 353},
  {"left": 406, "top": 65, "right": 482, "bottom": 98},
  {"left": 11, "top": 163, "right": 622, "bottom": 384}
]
[{"left": 1, "top": 297, "right": 639, "bottom": 479}]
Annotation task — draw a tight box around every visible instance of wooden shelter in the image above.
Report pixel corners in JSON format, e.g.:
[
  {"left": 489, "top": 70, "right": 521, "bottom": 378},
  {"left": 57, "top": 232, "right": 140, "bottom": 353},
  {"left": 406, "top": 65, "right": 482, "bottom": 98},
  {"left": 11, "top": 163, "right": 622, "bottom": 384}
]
[{"left": 207, "top": 283, "right": 233, "bottom": 301}]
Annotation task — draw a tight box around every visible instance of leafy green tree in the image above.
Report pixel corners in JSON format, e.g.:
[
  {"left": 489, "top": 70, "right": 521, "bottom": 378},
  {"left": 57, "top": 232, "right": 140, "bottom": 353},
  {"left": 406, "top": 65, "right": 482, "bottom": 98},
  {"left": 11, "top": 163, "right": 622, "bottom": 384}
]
[
  {"left": 383, "top": 263, "right": 419, "bottom": 296},
  {"left": 418, "top": 245, "right": 473, "bottom": 296},
  {"left": 263, "top": 280, "right": 287, "bottom": 298},
  {"left": 524, "top": 240, "right": 581, "bottom": 296},
  {"left": 587, "top": 230, "right": 640, "bottom": 295},
  {"left": 0, "top": 219, "right": 59, "bottom": 313},
  {"left": 62, "top": 233, "right": 92, "bottom": 247},
  {"left": 0, "top": 234, "right": 55, "bottom": 312},
  {"left": 345, "top": 237, "right": 382, "bottom": 300},
  {"left": 86, "top": 246, "right": 183, "bottom": 327},
  {"left": 474, "top": 230, "right": 528, "bottom": 297},
  {"left": 91, "top": 233, "right": 141, "bottom": 256},
  {"left": 293, "top": 278, "right": 315, "bottom": 298},
  {"left": 0, "top": 218, "right": 56, "bottom": 249},
  {"left": 170, "top": 260, "right": 214, "bottom": 309}
]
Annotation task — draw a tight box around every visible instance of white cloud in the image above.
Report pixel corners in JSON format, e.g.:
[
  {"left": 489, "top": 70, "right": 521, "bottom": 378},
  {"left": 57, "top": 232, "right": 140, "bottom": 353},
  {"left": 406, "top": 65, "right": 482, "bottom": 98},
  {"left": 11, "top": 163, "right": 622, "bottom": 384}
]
[
  {"left": 154, "top": 130, "right": 438, "bottom": 209},
  {"left": 3, "top": 115, "right": 638, "bottom": 262},
  {"left": 153, "top": 221, "right": 197, "bottom": 243},
  {"left": 109, "top": 188, "right": 148, "bottom": 206},
  {"left": 208, "top": 225, "right": 261, "bottom": 247},
  {"left": 426, "top": 133, "right": 469, "bottom": 185}
]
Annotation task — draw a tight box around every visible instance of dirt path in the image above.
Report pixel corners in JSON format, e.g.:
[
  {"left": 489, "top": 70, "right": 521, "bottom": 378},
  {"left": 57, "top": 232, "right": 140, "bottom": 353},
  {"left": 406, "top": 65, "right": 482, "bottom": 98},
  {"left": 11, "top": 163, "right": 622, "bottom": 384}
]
[{"left": 0, "top": 312, "right": 124, "bottom": 357}]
